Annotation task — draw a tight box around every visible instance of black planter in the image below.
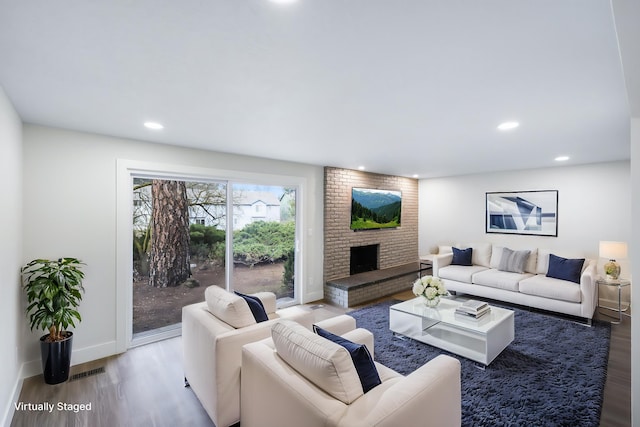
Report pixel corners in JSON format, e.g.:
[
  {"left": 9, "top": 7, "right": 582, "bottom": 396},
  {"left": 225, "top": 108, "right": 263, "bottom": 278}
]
[{"left": 39, "top": 331, "right": 73, "bottom": 384}]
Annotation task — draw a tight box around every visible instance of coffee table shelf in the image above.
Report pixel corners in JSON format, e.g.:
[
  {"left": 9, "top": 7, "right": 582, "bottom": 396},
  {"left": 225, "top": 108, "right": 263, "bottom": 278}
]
[{"left": 389, "top": 297, "right": 514, "bottom": 365}]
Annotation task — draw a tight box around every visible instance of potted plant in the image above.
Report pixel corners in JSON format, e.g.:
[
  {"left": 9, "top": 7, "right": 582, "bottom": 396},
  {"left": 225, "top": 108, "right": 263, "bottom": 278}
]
[{"left": 21, "top": 257, "right": 85, "bottom": 384}]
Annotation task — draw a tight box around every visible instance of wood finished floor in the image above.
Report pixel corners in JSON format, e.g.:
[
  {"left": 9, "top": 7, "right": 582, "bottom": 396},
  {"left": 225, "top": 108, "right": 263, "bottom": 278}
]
[{"left": 11, "top": 298, "right": 630, "bottom": 427}]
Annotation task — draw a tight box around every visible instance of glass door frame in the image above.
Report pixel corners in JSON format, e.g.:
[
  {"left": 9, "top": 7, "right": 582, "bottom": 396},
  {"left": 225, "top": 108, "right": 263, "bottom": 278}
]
[{"left": 117, "top": 160, "right": 303, "bottom": 351}]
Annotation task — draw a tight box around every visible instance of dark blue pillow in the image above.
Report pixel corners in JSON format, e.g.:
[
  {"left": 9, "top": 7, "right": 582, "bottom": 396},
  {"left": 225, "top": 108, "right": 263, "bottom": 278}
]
[
  {"left": 234, "top": 291, "right": 269, "bottom": 323},
  {"left": 452, "top": 247, "right": 473, "bottom": 266},
  {"left": 313, "top": 325, "right": 381, "bottom": 393},
  {"left": 546, "top": 254, "right": 585, "bottom": 284}
]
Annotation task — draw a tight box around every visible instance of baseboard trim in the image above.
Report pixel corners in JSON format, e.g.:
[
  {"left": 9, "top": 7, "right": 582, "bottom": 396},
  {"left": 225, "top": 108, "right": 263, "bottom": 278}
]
[
  {"left": 21, "top": 340, "right": 120, "bottom": 379},
  {"left": 2, "top": 366, "right": 24, "bottom": 427}
]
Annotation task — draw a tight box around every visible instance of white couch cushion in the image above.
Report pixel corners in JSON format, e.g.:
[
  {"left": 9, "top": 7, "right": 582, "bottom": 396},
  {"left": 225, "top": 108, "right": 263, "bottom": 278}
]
[
  {"left": 438, "top": 245, "right": 453, "bottom": 254},
  {"left": 536, "top": 249, "right": 552, "bottom": 274},
  {"left": 489, "top": 246, "right": 504, "bottom": 269},
  {"left": 252, "top": 291, "right": 277, "bottom": 315},
  {"left": 205, "top": 285, "right": 256, "bottom": 329},
  {"left": 438, "top": 265, "right": 489, "bottom": 283},
  {"left": 313, "top": 325, "right": 381, "bottom": 393},
  {"left": 472, "top": 269, "right": 532, "bottom": 292},
  {"left": 518, "top": 275, "right": 582, "bottom": 303},
  {"left": 271, "top": 319, "right": 363, "bottom": 404},
  {"left": 524, "top": 249, "right": 538, "bottom": 274},
  {"left": 458, "top": 242, "right": 492, "bottom": 267}
]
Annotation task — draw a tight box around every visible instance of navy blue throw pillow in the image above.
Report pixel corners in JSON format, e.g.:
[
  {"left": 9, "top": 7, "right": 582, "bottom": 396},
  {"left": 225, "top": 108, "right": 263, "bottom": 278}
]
[
  {"left": 313, "top": 325, "right": 381, "bottom": 393},
  {"left": 452, "top": 247, "right": 473, "bottom": 266},
  {"left": 546, "top": 254, "right": 585, "bottom": 284},
  {"left": 234, "top": 291, "right": 269, "bottom": 323}
]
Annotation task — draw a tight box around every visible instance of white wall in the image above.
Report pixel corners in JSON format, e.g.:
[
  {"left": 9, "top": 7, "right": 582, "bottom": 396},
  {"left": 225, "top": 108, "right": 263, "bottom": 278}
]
[
  {"left": 21, "top": 124, "right": 325, "bottom": 374},
  {"left": 631, "top": 118, "right": 639, "bottom": 427},
  {"left": 0, "top": 88, "right": 24, "bottom": 426},
  {"left": 419, "top": 161, "right": 631, "bottom": 301}
]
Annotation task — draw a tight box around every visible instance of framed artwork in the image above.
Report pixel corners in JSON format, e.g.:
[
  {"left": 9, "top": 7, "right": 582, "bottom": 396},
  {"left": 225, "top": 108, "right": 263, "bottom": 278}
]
[{"left": 486, "top": 190, "right": 558, "bottom": 237}]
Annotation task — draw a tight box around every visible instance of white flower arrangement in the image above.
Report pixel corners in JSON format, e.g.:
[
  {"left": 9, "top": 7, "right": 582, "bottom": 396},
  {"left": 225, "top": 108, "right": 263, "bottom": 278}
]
[{"left": 412, "top": 275, "right": 447, "bottom": 301}]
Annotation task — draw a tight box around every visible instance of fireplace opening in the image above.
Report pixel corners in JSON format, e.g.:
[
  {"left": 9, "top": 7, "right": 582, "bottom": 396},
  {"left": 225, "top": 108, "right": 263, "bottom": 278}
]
[{"left": 350, "top": 244, "right": 379, "bottom": 275}]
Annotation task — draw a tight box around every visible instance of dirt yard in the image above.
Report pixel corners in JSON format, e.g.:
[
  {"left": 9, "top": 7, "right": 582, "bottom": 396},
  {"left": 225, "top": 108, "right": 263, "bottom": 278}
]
[{"left": 133, "top": 261, "right": 291, "bottom": 334}]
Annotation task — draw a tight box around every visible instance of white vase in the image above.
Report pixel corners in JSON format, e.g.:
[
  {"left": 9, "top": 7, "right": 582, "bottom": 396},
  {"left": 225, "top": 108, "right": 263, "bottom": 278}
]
[{"left": 423, "top": 296, "right": 440, "bottom": 307}]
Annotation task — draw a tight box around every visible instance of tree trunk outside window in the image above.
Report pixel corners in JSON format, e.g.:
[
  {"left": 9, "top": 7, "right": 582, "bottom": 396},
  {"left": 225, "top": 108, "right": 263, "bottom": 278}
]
[{"left": 149, "top": 180, "right": 190, "bottom": 288}]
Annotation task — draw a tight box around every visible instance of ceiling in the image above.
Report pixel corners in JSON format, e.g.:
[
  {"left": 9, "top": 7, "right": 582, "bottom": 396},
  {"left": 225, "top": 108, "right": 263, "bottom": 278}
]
[{"left": 0, "top": 0, "right": 633, "bottom": 178}]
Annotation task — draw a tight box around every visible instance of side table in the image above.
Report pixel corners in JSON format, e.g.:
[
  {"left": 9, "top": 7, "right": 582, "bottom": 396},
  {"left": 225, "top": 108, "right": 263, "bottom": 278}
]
[
  {"left": 597, "top": 278, "right": 631, "bottom": 324},
  {"left": 419, "top": 254, "right": 434, "bottom": 278}
]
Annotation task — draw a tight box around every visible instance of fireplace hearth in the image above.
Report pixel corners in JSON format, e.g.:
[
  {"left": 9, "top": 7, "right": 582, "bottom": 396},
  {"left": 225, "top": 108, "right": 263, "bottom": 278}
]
[{"left": 350, "top": 244, "right": 379, "bottom": 275}]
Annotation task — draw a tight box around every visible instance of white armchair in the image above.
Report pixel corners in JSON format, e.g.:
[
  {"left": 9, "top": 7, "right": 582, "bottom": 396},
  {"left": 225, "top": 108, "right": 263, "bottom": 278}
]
[
  {"left": 182, "top": 285, "right": 314, "bottom": 427},
  {"left": 241, "top": 317, "right": 462, "bottom": 427}
]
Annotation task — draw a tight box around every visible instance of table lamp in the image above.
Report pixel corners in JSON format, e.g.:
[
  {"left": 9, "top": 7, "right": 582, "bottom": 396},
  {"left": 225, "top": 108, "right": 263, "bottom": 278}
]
[{"left": 599, "top": 241, "right": 628, "bottom": 280}]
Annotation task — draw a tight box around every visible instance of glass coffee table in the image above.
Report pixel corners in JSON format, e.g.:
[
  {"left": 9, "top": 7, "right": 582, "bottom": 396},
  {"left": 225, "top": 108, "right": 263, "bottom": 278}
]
[{"left": 389, "top": 297, "right": 514, "bottom": 365}]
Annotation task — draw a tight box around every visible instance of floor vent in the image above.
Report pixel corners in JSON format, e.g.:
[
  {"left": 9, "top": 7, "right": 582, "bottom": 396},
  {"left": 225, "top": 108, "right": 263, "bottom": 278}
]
[
  {"left": 309, "top": 304, "right": 324, "bottom": 310},
  {"left": 69, "top": 367, "right": 105, "bottom": 382}
]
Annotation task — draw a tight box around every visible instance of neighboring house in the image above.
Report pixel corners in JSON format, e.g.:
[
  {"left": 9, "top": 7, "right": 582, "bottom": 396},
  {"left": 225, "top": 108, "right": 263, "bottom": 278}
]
[
  {"left": 191, "top": 190, "right": 282, "bottom": 229},
  {"left": 133, "top": 184, "right": 283, "bottom": 231},
  {"left": 229, "top": 191, "right": 282, "bottom": 230}
]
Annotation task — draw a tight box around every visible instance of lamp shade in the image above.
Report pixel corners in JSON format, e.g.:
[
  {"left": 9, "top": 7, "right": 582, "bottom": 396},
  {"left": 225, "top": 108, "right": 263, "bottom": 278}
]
[{"left": 599, "top": 241, "right": 628, "bottom": 260}]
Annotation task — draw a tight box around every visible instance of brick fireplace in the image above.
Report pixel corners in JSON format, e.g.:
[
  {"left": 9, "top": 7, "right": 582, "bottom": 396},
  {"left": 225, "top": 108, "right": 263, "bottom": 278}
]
[{"left": 323, "top": 167, "right": 419, "bottom": 306}]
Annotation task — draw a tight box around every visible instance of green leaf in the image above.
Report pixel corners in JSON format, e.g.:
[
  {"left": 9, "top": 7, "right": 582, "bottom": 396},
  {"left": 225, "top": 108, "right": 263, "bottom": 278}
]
[{"left": 21, "top": 257, "right": 85, "bottom": 337}]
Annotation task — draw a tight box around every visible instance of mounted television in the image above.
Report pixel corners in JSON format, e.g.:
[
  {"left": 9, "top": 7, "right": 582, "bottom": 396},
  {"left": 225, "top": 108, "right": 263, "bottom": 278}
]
[{"left": 350, "top": 188, "right": 402, "bottom": 230}]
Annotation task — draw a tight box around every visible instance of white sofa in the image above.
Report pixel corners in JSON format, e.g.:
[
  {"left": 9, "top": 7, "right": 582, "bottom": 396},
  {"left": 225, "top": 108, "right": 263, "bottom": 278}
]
[
  {"left": 432, "top": 243, "right": 597, "bottom": 322},
  {"left": 182, "top": 286, "right": 314, "bottom": 427},
  {"left": 241, "top": 316, "right": 462, "bottom": 427}
]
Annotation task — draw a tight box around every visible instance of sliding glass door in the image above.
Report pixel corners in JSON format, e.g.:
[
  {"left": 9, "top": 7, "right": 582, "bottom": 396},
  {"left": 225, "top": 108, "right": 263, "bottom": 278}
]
[
  {"left": 231, "top": 184, "right": 296, "bottom": 305},
  {"left": 131, "top": 177, "right": 297, "bottom": 340}
]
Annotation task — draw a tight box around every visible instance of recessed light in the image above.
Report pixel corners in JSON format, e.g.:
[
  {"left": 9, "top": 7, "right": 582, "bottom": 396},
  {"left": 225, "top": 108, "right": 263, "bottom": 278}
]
[
  {"left": 144, "top": 121, "right": 164, "bottom": 130},
  {"left": 412, "top": 174, "right": 419, "bottom": 179},
  {"left": 555, "top": 156, "right": 570, "bottom": 162},
  {"left": 358, "top": 166, "right": 366, "bottom": 171},
  {"left": 497, "top": 121, "right": 520, "bottom": 131}
]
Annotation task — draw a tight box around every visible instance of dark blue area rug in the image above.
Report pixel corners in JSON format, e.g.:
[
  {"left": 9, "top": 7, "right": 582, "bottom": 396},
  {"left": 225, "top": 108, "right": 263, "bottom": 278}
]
[{"left": 348, "top": 300, "right": 611, "bottom": 427}]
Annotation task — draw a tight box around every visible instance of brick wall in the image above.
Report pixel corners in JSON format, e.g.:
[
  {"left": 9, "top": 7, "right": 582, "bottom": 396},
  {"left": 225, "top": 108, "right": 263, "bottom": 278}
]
[
  {"left": 324, "top": 167, "right": 419, "bottom": 282},
  {"left": 323, "top": 275, "right": 417, "bottom": 308}
]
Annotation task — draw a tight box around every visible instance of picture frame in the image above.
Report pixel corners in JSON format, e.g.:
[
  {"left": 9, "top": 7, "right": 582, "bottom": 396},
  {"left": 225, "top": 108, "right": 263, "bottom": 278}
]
[
  {"left": 486, "top": 190, "right": 558, "bottom": 237},
  {"left": 350, "top": 187, "right": 402, "bottom": 230}
]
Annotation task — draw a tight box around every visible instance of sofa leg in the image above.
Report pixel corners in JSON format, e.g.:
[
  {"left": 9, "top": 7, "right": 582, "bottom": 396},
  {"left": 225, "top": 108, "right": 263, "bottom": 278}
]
[
  {"left": 574, "top": 318, "right": 592, "bottom": 327},
  {"left": 184, "top": 377, "right": 190, "bottom": 387}
]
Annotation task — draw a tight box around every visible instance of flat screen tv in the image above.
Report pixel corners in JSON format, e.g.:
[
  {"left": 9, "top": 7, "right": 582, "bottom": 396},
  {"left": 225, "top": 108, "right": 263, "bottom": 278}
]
[{"left": 350, "top": 188, "right": 402, "bottom": 230}]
